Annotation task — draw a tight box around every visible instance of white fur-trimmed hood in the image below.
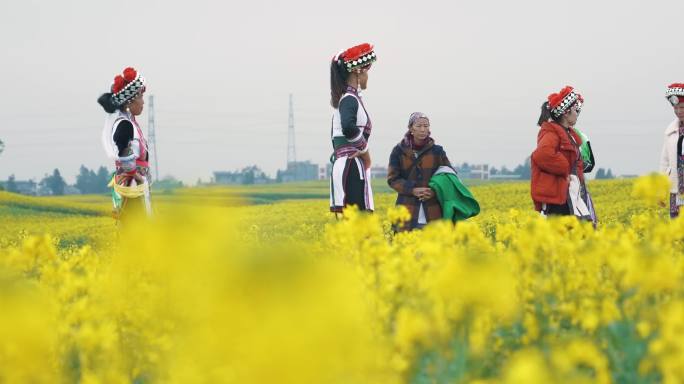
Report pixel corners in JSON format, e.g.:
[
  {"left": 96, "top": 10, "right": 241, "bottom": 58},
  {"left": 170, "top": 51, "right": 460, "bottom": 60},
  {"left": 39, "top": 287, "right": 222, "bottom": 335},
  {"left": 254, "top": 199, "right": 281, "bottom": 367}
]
[{"left": 665, "top": 119, "right": 681, "bottom": 136}]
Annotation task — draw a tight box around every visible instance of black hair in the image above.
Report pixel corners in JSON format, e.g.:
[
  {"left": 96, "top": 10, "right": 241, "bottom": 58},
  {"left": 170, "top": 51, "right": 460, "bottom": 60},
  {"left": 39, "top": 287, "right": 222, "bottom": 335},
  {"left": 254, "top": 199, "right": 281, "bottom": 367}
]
[
  {"left": 330, "top": 60, "right": 349, "bottom": 108},
  {"left": 537, "top": 101, "right": 561, "bottom": 126},
  {"left": 97, "top": 93, "right": 122, "bottom": 113}
]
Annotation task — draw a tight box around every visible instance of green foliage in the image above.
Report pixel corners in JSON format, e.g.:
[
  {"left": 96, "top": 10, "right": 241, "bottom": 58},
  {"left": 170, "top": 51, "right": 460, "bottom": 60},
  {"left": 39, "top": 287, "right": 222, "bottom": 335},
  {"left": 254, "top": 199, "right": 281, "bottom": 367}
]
[{"left": 75, "top": 165, "right": 111, "bottom": 194}]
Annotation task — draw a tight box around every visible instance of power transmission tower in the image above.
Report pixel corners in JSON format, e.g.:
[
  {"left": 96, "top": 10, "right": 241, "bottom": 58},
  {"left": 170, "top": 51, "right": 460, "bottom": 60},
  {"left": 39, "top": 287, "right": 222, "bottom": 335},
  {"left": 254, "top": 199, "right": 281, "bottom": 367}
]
[
  {"left": 147, "top": 95, "right": 159, "bottom": 182},
  {"left": 287, "top": 93, "right": 296, "bottom": 166}
]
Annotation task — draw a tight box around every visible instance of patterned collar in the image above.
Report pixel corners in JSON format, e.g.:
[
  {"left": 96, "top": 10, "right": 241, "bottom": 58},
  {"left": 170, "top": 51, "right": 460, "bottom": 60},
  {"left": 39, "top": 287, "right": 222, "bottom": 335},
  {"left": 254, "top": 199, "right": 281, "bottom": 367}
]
[{"left": 346, "top": 85, "right": 358, "bottom": 94}]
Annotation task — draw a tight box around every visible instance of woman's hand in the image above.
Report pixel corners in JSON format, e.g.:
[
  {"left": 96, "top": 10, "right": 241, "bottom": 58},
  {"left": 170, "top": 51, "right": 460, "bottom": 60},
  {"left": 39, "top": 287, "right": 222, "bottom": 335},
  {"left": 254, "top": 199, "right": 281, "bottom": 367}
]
[
  {"left": 350, "top": 150, "right": 371, "bottom": 169},
  {"left": 133, "top": 173, "right": 145, "bottom": 184},
  {"left": 412, "top": 187, "right": 434, "bottom": 200}
]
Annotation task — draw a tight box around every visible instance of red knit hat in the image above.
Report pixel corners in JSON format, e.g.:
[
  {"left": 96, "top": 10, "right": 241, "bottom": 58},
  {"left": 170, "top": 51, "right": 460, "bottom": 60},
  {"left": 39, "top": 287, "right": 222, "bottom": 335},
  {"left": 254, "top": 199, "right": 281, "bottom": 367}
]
[
  {"left": 547, "top": 86, "right": 581, "bottom": 117},
  {"left": 666, "top": 83, "right": 684, "bottom": 106},
  {"left": 333, "top": 43, "right": 377, "bottom": 73}
]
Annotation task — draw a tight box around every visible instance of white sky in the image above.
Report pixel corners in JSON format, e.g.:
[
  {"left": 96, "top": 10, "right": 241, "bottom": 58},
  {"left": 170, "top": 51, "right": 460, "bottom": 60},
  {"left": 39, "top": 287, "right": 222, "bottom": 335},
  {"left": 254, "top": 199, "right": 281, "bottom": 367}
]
[{"left": 1, "top": 0, "right": 682, "bottom": 183}]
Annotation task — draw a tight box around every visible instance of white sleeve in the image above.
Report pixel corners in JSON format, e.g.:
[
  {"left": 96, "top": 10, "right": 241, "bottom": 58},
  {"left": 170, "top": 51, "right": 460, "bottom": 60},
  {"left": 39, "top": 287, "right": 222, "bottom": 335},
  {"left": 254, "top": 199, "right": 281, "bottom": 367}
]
[
  {"left": 660, "top": 136, "right": 671, "bottom": 175},
  {"left": 129, "top": 138, "right": 141, "bottom": 158}
]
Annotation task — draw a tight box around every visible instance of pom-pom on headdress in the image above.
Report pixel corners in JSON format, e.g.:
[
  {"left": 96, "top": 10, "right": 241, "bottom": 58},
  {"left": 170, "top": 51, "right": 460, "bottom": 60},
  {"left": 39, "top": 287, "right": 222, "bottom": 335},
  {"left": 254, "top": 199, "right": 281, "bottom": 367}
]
[
  {"left": 547, "top": 86, "right": 582, "bottom": 118},
  {"left": 110, "top": 67, "right": 146, "bottom": 106},
  {"left": 666, "top": 83, "right": 684, "bottom": 106},
  {"left": 334, "top": 43, "right": 377, "bottom": 73}
]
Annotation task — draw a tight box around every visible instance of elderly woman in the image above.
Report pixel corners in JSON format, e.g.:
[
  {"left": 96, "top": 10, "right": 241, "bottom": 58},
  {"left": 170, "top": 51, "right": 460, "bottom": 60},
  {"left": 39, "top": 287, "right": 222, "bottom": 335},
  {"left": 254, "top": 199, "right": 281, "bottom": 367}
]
[
  {"left": 659, "top": 83, "right": 684, "bottom": 218},
  {"left": 97, "top": 67, "right": 152, "bottom": 224},
  {"left": 388, "top": 112, "right": 453, "bottom": 231}
]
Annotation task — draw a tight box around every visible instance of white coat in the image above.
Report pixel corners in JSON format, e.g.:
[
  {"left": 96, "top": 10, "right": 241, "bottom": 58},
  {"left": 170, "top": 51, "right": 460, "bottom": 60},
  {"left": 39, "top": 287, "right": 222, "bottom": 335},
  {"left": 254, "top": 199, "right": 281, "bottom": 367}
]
[{"left": 660, "top": 119, "right": 683, "bottom": 194}]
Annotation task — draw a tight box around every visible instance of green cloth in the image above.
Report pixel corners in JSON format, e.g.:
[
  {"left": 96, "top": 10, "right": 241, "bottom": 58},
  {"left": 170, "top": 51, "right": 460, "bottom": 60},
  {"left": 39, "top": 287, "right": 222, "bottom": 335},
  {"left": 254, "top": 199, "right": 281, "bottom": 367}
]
[
  {"left": 110, "top": 172, "right": 122, "bottom": 210},
  {"left": 573, "top": 127, "right": 592, "bottom": 165},
  {"left": 429, "top": 172, "right": 480, "bottom": 222}
]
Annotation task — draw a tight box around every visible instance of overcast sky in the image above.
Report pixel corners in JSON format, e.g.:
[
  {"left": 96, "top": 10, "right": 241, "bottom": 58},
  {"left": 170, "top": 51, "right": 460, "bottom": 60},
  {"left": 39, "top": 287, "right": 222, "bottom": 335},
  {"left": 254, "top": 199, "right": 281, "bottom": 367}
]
[{"left": 1, "top": 0, "right": 682, "bottom": 183}]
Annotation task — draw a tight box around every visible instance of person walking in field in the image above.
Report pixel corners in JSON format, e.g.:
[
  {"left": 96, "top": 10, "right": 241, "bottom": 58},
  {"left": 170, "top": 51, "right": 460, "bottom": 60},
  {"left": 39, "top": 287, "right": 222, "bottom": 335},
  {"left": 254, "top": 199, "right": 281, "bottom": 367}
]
[
  {"left": 329, "top": 43, "right": 376, "bottom": 214},
  {"left": 659, "top": 83, "right": 684, "bottom": 218},
  {"left": 531, "top": 86, "right": 597, "bottom": 224},
  {"left": 97, "top": 67, "right": 152, "bottom": 224}
]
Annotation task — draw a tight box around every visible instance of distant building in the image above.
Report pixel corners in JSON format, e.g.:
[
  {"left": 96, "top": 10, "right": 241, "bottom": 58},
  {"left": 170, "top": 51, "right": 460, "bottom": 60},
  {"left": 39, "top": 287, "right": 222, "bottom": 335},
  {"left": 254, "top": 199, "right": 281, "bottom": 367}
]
[
  {"left": 19, "top": 180, "right": 38, "bottom": 195},
  {"left": 370, "top": 166, "right": 388, "bottom": 179},
  {"left": 64, "top": 185, "right": 81, "bottom": 195},
  {"left": 214, "top": 165, "right": 270, "bottom": 185},
  {"left": 318, "top": 163, "right": 332, "bottom": 180},
  {"left": 489, "top": 174, "right": 522, "bottom": 180},
  {"left": 277, "top": 161, "right": 318, "bottom": 183},
  {"left": 462, "top": 164, "right": 491, "bottom": 180},
  {"left": 213, "top": 171, "right": 244, "bottom": 185},
  {"left": 37, "top": 182, "right": 52, "bottom": 196},
  {"left": 11, "top": 180, "right": 38, "bottom": 195},
  {"left": 316, "top": 164, "right": 386, "bottom": 180}
]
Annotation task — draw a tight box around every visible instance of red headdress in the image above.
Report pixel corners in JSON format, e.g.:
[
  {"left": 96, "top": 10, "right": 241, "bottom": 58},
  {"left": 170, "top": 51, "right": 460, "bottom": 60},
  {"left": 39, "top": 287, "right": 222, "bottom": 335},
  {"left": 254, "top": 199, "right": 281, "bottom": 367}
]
[
  {"left": 110, "top": 67, "right": 146, "bottom": 106},
  {"left": 666, "top": 83, "right": 684, "bottom": 106},
  {"left": 547, "top": 86, "right": 582, "bottom": 117},
  {"left": 333, "top": 43, "right": 377, "bottom": 73}
]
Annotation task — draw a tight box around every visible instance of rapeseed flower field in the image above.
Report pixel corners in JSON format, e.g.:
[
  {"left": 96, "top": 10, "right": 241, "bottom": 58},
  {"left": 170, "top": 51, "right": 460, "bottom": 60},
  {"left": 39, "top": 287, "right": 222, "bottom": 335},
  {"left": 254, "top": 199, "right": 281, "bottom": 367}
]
[{"left": 1, "top": 176, "right": 682, "bottom": 383}]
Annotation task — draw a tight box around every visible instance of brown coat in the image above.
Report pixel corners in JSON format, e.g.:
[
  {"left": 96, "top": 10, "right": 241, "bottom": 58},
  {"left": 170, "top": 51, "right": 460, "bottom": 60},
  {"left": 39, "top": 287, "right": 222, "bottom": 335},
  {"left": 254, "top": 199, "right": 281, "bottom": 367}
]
[{"left": 387, "top": 138, "right": 452, "bottom": 230}]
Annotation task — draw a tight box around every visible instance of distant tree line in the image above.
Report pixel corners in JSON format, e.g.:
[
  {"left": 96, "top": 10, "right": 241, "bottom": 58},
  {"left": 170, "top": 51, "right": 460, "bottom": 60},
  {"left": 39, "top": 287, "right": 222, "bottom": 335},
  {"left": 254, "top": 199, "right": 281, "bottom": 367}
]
[
  {"left": 456, "top": 157, "right": 532, "bottom": 179},
  {"left": 457, "top": 157, "right": 615, "bottom": 180},
  {"left": 2, "top": 169, "right": 68, "bottom": 195},
  {"left": 2, "top": 165, "right": 110, "bottom": 195},
  {"left": 214, "top": 165, "right": 271, "bottom": 185},
  {"left": 1, "top": 164, "right": 185, "bottom": 195},
  {"left": 41, "top": 169, "right": 67, "bottom": 195},
  {"left": 489, "top": 157, "right": 532, "bottom": 179},
  {"left": 75, "top": 165, "right": 111, "bottom": 194},
  {"left": 594, "top": 168, "right": 615, "bottom": 179}
]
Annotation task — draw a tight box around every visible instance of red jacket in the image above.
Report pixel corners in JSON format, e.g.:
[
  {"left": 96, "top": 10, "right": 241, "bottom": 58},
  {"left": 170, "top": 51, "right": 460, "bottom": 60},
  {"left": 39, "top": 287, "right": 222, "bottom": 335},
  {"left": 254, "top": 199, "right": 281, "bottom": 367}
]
[{"left": 530, "top": 121, "right": 584, "bottom": 211}]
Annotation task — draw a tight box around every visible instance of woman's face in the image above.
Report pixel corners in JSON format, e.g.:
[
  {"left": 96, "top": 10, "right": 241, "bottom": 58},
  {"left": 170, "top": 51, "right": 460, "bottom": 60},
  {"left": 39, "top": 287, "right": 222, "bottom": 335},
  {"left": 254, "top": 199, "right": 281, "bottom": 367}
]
[
  {"left": 358, "top": 68, "right": 369, "bottom": 90},
  {"left": 410, "top": 117, "right": 430, "bottom": 141},
  {"left": 127, "top": 93, "right": 145, "bottom": 116},
  {"left": 675, "top": 102, "right": 684, "bottom": 122},
  {"left": 563, "top": 103, "right": 580, "bottom": 127}
]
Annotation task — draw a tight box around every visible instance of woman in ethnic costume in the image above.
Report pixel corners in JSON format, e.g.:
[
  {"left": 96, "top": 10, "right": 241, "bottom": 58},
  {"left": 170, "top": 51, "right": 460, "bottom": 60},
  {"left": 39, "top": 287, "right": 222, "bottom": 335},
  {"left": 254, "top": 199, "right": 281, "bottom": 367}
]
[
  {"left": 531, "top": 86, "right": 597, "bottom": 225},
  {"left": 97, "top": 67, "right": 152, "bottom": 224},
  {"left": 329, "top": 43, "right": 377, "bottom": 214},
  {"left": 659, "top": 83, "right": 684, "bottom": 218}
]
